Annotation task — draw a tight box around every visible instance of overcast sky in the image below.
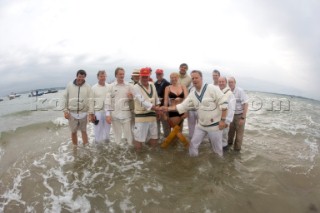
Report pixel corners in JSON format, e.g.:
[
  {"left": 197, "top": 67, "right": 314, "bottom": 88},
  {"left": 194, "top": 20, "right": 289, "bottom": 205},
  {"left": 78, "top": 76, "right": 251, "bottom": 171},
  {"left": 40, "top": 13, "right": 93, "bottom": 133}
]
[{"left": 0, "top": 0, "right": 319, "bottom": 100}]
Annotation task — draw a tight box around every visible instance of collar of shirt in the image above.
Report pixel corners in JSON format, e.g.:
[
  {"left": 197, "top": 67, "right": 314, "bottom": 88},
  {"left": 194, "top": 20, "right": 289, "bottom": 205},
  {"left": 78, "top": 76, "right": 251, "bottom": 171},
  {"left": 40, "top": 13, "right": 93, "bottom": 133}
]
[
  {"left": 113, "top": 81, "right": 128, "bottom": 86},
  {"left": 195, "top": 83, "right": 206, "bottom": 94},
  {"left": 179, "top": 74, "right": 186, "bottom": 78}
]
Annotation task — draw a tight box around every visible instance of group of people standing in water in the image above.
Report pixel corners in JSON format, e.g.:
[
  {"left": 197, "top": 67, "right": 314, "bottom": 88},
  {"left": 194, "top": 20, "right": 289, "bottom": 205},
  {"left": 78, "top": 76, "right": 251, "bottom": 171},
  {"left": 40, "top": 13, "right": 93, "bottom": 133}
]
[{"left": 62, "top": 63, "right": 248, "bottom": 157}]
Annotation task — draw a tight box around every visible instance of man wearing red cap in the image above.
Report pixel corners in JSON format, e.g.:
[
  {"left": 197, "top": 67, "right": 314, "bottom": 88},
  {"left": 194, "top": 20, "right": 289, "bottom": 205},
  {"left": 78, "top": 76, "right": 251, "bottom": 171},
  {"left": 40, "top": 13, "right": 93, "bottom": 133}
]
[
  {"left": 145, "top": 67, "right": 153, "bottom": 82},
  {"left": 154, "top": 69, "right": 171, "bottom": 139},
  {"left": 132, "top": 67, "right": 161, "bottom": 151}
]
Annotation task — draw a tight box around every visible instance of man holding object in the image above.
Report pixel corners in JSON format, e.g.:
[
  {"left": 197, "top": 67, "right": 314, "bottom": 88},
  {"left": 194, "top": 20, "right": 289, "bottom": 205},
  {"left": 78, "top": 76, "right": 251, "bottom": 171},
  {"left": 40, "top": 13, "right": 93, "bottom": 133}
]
[{"left": 162, "top": 70, "right": 228, "bottom": 157}]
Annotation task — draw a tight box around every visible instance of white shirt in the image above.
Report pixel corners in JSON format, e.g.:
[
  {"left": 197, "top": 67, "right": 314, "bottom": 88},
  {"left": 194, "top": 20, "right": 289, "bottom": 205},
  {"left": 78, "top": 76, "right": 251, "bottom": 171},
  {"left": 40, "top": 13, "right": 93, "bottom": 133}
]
[
  {"left": 221, "top": 87, "right": 236, "bottom": 124},
  {"left": 105, "top": 81, "right": 134, "bottom": 120},
  {"left": 232, "top": 87, "right": 248, "bottom": 115},
  {"left": 92, "top": 83, "right": 109, "bottom": 112},
  {"left": 179, "top": 74, "right": 192, "bottom": 89}
]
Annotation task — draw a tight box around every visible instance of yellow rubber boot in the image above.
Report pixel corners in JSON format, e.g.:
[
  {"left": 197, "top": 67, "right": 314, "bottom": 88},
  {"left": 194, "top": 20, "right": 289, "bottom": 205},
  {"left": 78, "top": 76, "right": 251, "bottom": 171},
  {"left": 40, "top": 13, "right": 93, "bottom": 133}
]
[
  {"left": 161, "top": 125, "right": 180, "bottom": 148},
  {"left": 176, "top": 132, "right": 189, "bottom": 148}
]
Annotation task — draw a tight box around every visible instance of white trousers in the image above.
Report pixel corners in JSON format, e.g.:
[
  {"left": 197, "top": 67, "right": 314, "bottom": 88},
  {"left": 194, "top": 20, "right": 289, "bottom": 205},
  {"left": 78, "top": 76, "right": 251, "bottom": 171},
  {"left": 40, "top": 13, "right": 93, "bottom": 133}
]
[
  {"left": 112, "top": 118, "right": 133, "bottom": 145},
  {"left": 93, "top": 111, "right": 111, "bottom": 143},
  {"left": 190, "top": 125, "right": 223, "bottom": 157},
  {"left": 222, "top": 126, "right": 230, "bottom": 147},
  {"left": 187, "top": 110, "right": 198, "bottom": 140}
]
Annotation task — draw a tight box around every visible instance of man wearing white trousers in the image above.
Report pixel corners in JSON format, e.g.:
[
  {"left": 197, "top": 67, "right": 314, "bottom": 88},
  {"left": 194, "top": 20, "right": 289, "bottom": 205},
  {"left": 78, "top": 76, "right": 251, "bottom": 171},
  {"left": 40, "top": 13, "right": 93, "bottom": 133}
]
[
  {"left": 92, "top": 70, "right": 111, "bottom": 143},
  {"left": 163, "top": 70, "right": 228, "bottom": 157},
  {"left": 187, "top": 86, "right": 197, "bottom": 140},
  {"left": 105, "top": 67, "right": 134, "bottom": 145},
  {"left": 218, "top": 76, "right": 236, "bottom": 150}
]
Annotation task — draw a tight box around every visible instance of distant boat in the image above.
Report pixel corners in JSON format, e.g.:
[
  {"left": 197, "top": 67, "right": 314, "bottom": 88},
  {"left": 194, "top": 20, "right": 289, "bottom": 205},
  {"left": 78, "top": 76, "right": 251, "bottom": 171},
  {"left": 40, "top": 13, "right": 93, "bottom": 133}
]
[
  {"left": 0, "top": 98, "right": 3, "bottom": 102},
  {"left": 29, "top": 90, "right": 44, "bottom": 97},
  {"left": 47, "top": 89, "right": 58, "bottom": 93},
  {"left": 8, "top": 94, "right": 15, "bottom": 100},
  {"left": 8, "top": 92, "right": 20, "bottom": 100},
  {"left": 39, "top": 89, "right": 58, "bottom": 95}
]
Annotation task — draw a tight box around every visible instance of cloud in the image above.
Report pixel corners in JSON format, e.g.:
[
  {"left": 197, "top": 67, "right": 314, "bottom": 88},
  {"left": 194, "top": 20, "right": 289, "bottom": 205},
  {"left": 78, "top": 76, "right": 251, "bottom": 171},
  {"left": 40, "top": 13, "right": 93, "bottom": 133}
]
[
  {"left": 232, "top": 0, "right": 320, "bottom": 93},
  {"left": 0, "top": 0, "right": 319, "bottom": 100}
]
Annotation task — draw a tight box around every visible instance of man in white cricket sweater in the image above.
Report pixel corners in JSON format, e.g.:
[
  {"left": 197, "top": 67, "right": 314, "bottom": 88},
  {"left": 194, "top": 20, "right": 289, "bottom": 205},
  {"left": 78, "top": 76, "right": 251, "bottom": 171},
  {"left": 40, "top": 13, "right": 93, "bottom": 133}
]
[
  {"left": 164, "top": 70, "right": 228, "bottom": 157},
  {"left": 132, "top": 67, "right": 161, "bottom": 151},
  {"left": 91, "top": 70, "right": 111, "bottom": 143},
  {"left": 62, "top": 70, "right": 94, "bottom": 146}
]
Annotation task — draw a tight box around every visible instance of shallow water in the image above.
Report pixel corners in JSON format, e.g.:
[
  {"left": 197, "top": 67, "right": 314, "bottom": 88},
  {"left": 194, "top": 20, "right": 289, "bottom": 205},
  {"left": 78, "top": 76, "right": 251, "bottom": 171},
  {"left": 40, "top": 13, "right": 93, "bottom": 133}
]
[{"left": 0, "top": 91, "right": 320, "bottom": 212}]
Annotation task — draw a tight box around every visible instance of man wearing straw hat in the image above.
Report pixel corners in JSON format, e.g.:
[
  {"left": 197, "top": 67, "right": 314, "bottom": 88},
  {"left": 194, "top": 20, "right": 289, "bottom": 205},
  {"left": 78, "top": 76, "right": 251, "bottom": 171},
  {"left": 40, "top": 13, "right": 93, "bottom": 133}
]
[{"left": 130, "top": 69, "right": 140, "bottom": 85}]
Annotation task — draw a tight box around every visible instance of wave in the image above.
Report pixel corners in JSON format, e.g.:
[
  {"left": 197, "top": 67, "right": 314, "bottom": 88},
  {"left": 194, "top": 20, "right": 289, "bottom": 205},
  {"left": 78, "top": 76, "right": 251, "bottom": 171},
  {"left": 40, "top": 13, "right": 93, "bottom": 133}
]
[
  {"left": 2, "top": 110, "right": 33, "bottom": 118},
  {"left": 0, "top": 118, "right": 67, "bottom": 142}
]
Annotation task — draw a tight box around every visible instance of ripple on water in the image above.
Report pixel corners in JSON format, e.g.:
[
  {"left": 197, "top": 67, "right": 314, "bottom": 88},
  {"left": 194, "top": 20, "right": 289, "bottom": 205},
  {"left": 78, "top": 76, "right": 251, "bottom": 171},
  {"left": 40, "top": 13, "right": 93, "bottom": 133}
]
[{"left": 1, "top": 93, "right": 320, "bottom": 212}]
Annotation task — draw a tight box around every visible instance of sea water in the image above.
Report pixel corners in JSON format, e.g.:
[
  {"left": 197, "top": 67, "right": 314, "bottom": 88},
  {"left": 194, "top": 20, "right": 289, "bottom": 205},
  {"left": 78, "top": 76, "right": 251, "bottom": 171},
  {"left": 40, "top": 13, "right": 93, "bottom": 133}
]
[{"left": 0, "top": 91, "right": 319, "bottom": 212}]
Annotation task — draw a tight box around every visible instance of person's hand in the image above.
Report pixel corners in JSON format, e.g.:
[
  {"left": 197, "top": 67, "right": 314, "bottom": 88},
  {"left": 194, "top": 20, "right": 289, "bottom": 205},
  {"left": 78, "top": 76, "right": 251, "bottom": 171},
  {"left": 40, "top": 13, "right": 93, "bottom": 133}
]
[
  {"left": 88, "top": 114, "right": 95, "bottom": 122},
  {"left": 239, "top": 118, "right": 245, "bottom": 126},
  {"left": 219, "top": 120, "right": 225, "bottom": 130},
  {"left": 152, "top": 105, "right": 161, "bottom": 112},
  {"left": 64, "top": 112, "right": 70, "bottom": 119},
  {"left": 161, "top": 106, "right": 168, "bottom": 112},
  {"left": 127, "top": 92, "right": 133, "bottom": 100},
  {"left": 181, "top": 113, "right": 188, "bottom": 119},
  {"left": 106, "top": 116, "right": 112, "bottom": 124}
]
